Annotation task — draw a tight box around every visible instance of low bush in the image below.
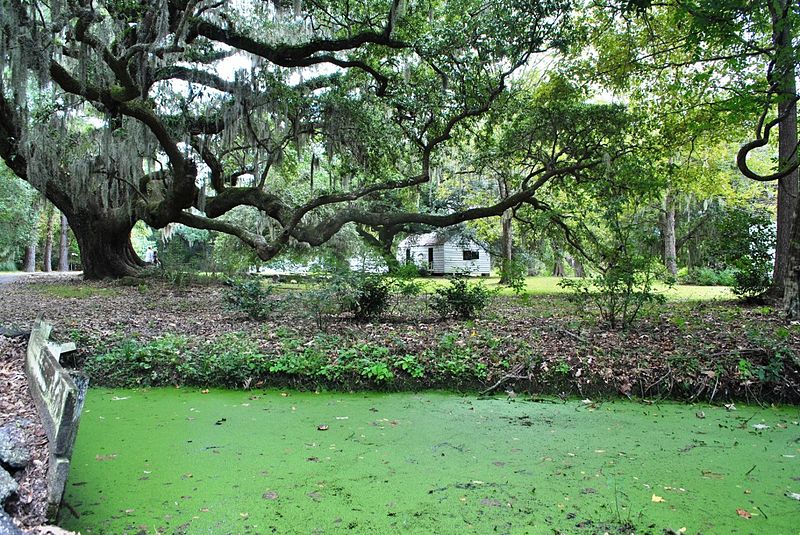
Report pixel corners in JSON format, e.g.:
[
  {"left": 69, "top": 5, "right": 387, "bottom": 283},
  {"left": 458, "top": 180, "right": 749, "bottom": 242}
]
[
  {"left": 82, "top": 330, "right": 499, "bottom": 389},
  {"left": 389, "top": 263, "right": 427, "bottom": 297},
  {"left": 84, "top": 334, "right": 193, "bottom": 387},
  {"left": 499, "top": 258, "right": 527, "bottom": 294},
  {"left": 348, "top": 274, "right": 392, "bottom": 320},
  {"left": 223, "top": 277, "right": 275, "bottom": 319},
  {"left": 711, "top": 207, "right": 774, "bottom": 300},
  {"left": 560, "top": 256, "right": 666, "bottom": 330},
  {"left": 677, "top": 267, "right": 736, "bottom": 286},
  {"left": 431, "top": 275, "right": 494, "bottom": 320}
]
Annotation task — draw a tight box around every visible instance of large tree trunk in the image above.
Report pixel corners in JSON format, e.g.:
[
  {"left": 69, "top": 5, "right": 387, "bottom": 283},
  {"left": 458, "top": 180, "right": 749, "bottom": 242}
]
[
  {"left": 661, "top": 192, "right": 678, "bottom": 277},
  {"left": 784, "top": 208, "right": 800, "bottom": 317},
  {"left": 58, "top": 214, "right": 69, "bottom": 271},
  {"left": 552, "top": 240, "right": 566, "bottom": 277},
  {"left": 498, "top": 208, "right": 514, "bottom": 284},
  {"left": 42, "top": 205, "right": 54, "bottom": 272},
  {"left": 22, "top": 197, "right": 41, "bottom": 272},
  {"left": 570, "top": 256, "right": 585, "bottom": 277},
  {"left": 0, "top": 92, "right": 146, "bottom": 280},
  {"left": 71, "top": 217, "right": 144, "bottom": 279},
  {"left": 497, "top": 179, "right": 515, "bottom": 285},
  {"left": 23, "top": 242, "right": 36, "bottom": 272},
  {"left": 770, "top": 0, "right": 798, "bottom": 296},
  {"left": 355, "top": 224, "right": 402, "bottom": 273}
]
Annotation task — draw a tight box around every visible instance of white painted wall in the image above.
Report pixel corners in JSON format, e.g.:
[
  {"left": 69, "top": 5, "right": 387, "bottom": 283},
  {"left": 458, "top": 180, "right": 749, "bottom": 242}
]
[
  {"left": 442, "top": 239, "right": 490, "bottom": 275},
  {"left": 396, "top": 235, "right": 490, "bottom": 275}
]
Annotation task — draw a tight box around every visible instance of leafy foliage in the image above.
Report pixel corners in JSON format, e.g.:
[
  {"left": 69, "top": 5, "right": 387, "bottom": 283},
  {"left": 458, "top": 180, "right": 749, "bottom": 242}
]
[
  {"left": 560, "top": 256, "right": 666, "bottom": 330},
  {"left": 499, "top": 258, "right": 527, "bottom": 294},
  {"left": 223, "top": 277, "right": 276, "bottom": 320},
  {"left": 344, "top": 273, "right": 393, "bottom": 321},
  {"left": 0, "top": 166, "right": 37, "bottom": 267},
  {"left": 709, "top": 208, "right": 775, "bottom": 300},
  {"left": 431, "top": 275, "right": 495, "bottom": 319},
  {"left": 677, "top": 266, "right": 736, "bottom": 287}
]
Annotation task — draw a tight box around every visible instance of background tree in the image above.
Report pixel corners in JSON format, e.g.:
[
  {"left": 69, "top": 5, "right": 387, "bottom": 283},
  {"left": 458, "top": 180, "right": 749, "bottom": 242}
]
[{"left": 3, "top": 0, "right": 610, "bottom": 279}]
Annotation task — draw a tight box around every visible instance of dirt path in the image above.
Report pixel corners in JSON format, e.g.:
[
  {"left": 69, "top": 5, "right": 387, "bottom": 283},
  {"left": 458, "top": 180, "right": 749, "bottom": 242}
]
[
  {"left": 0, "top": 272, "right": 82, "bottom": 286},
  {"left": 0, "top": 273, "right": 23, "bottom": 285}
]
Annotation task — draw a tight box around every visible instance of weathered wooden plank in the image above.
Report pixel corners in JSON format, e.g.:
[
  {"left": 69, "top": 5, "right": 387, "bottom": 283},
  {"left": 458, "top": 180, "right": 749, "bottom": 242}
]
[{"left": 24, "top": 317, "right": 87, "bottom": 521}]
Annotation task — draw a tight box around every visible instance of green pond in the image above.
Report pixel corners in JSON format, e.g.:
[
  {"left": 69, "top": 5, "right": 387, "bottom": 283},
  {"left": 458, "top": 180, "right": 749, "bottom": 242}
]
[{"left": 61, "top": 389, "right": 799, "bottom": 534}]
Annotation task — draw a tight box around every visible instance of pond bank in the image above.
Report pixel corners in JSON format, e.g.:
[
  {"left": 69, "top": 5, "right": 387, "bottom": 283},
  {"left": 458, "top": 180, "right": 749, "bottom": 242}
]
[{"left": 63, "top": 389, "right": 799, "bottom": 534}]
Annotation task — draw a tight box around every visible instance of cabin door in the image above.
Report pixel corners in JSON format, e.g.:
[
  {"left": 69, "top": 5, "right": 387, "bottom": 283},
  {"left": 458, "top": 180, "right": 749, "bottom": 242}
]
[{"left": 428, "top": 248, "right": 434, "bottom": 271}]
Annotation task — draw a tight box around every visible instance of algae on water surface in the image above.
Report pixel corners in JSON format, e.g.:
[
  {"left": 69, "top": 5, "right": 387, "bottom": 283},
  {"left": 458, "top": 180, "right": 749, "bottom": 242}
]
[{"left": 62, "top": 390, "right": 799, "bottom": 534}]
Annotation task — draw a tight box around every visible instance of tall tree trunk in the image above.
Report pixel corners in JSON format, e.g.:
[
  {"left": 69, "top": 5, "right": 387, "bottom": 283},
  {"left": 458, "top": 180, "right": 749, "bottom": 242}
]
[
  {"left": 22, "top": 196, "right": 41, "bottom": 272},
  {"left": 0, "top": 92, "right": 145, "bottom": 280},
  {"left": 497, "top": 179, "right": 514, "bottom": 284},
  {"left": 661, "top": 192, "right": 678, "bottom": 277},
  {"left": 570, "top": 256, "right": 585, "bottom": 278},
  {"left": 23, "top": 242, "right": 36, "bottom": 272},
  {"left": 551, "top": 240, "right": 566, "bottom": 277},
  {"left": 42, "top": 205, "right": 54, "bottom": 272},
  {"left": 58, "top": 214, "right": 69, "bottom": 271},
  {"left": 498, "top": 209, "right": 514, "bottom": 283},
  {"left": 70, "top": 217, "right": 144, "bottom": 279},
  {"left": 771, "top": 0, "right": 798, "bottom": 296}
]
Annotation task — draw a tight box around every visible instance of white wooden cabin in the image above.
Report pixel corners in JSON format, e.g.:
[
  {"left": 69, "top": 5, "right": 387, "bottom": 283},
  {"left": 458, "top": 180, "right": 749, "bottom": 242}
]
[{"left": 396, "top": 232, "right": 491, "bottom": 275}]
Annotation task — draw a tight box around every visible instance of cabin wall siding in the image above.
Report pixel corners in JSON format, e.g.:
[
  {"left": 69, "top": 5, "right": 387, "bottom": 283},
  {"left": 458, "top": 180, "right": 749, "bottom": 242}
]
[
  {"left": 396, "top": 235, "right": 491, "bottom": 275},
  {"left": 432, "top": 247, "right": 445, "bottom": 273},
  {"left": 442, "top": 242, "right": 490, "bottom": 274}
]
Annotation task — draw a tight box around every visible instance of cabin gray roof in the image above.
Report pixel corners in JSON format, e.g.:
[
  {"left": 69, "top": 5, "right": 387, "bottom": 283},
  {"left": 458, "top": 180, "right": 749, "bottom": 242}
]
[{"left": 398, "top": 232, "right": 487, "bottom": 249}]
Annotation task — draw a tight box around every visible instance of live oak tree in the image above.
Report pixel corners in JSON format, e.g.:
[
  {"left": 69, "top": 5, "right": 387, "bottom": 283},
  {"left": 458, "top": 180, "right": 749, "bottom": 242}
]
[
  {"left": 1, "top": 0, "right": 614, "bottom": 279},
  {"left": 579, "top": 0, "right": 798, "bottom": 313}
]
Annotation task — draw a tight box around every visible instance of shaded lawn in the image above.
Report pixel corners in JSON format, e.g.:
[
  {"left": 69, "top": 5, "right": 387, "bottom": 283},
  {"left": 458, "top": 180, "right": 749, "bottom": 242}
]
[
  {"left": 266, "top": 274, "right": 733, "bottom": 301},
  {"left": 420, "top": 276, "right": 733, "bottom": 301}
]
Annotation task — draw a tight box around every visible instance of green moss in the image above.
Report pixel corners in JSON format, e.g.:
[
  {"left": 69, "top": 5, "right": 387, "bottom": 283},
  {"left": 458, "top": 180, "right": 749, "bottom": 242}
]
[{"left": 64, "top": 390, "right": 799, "bottom": 534}]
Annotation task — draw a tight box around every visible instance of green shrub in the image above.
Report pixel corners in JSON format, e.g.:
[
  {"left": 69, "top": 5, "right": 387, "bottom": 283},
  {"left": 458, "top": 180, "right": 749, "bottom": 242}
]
[
  {"left": 731, "top": 261, "right": 771, "bottom": 300},
  {"left": 299, "top": 271, "right": 392, "bottom": 324},
  {"left": 695, "top": 267, "right": 722, "bottom": 286},
  {"left": 431, "top": 275, "right": 494, "bottom": 319},
  {"left": 395, "top": 354, "right": 425, "bottom": 378},
  {"left": 197, "top": 333, "right": 269, "bottom": 387},
  {"left": 710, "top": 207, "right": 774, "bottom": 300},
  {"left": 349, "top": 274, "right": 392, "bottom": 320},
  {"left": 678, "top": 267, "right": 737, "bottom": 286},
  {"left": 361, "top": 362, "right": 394, "bottom": 383},
  {"left": 223, "top": 277, "right": 275, "bottom": 319},
  {"left": 269, "top": 346, "right": 328, "bottom": 376},
  {"left": 499, "top": 258, "right": 527, "bottom": 294},
  {"left": 389, "top": 263, "right": 427, "bottom": 297},
  {"left": 560, "top": 256, "right": 666, "bottom": 330}
]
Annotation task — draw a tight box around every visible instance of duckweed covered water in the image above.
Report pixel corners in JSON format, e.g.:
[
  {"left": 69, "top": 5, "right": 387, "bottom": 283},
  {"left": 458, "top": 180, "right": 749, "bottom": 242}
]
[{"left": 62, "top": 390, "right": 799, "bottom": 534}]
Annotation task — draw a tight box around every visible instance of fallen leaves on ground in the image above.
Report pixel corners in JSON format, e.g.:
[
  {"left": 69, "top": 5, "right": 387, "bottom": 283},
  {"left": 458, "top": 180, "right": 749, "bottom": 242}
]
[{"left": 0, "top": 336, "right": 77, "bottom": 532}]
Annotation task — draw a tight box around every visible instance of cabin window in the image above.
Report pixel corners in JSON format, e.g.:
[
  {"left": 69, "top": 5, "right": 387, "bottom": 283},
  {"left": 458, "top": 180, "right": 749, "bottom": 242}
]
[
  {"left": 405, "top": 248, "right": 411, "bottom": 262},
  {"left": 462, "top": 250, "right": 479, "bottom": 260}
]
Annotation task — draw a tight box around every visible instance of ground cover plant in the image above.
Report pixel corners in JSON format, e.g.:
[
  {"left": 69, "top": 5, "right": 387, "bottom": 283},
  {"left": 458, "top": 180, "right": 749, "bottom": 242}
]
[{"left": 2, "top": 276, "right": 797, "bottom": 404}]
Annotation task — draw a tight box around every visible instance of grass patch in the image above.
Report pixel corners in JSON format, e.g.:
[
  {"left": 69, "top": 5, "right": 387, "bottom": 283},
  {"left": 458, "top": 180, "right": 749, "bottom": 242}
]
[
  {"left": 249, "top": 274, "right": 732, "bottom": 302},
  {"left": 37, "top": 284, "right": 118, "bottom": 299},
  {"left": 419, "top": 276, "right": 732, "bottom": 301}
]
